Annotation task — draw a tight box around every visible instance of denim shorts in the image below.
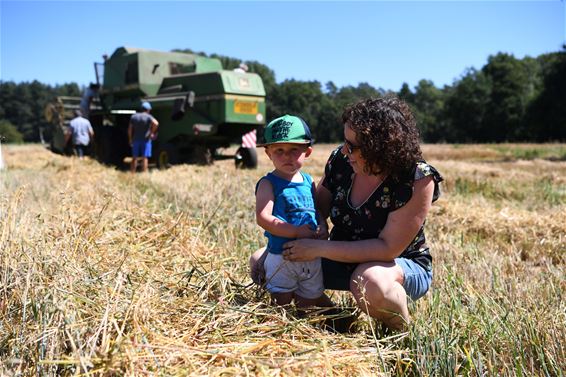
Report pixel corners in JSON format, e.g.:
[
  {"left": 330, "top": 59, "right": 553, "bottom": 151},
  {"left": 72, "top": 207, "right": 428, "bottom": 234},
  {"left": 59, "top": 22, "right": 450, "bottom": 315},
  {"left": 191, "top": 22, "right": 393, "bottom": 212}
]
[
  {"left": 321, "top": 258, "right": 432, "bottom": 302},
  {"left": 395, "top": 258, "right": 432, "bottom": 301},
  {"left": 132, "top": 140, "right": 152, "bottom": 158}
]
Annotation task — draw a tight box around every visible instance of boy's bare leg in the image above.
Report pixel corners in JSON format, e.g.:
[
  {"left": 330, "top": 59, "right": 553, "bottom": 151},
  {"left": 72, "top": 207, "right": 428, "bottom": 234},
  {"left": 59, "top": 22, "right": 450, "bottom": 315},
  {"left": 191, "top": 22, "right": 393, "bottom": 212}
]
[
  {"left": 249, "top": 247, "right": 267, "bottom": 285},
  {"left": 294, "top": 294, "right": 327, "bottom": 319},
  {"left": 142, "top": 157, "right": 149, "bottom": 172},
  {"left": 294, "top": 295, "right": 321, "bottom": 308},
  {"left": 270, "top": 292, "right": 293, "bottom": 307}
]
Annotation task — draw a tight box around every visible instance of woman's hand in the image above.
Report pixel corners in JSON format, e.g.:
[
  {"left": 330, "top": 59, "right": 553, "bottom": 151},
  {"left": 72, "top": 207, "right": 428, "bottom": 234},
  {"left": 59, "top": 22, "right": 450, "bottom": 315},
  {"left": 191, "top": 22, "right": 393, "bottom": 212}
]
[{"left": 282, "top": 239, "right": 323, "bottom": 262}]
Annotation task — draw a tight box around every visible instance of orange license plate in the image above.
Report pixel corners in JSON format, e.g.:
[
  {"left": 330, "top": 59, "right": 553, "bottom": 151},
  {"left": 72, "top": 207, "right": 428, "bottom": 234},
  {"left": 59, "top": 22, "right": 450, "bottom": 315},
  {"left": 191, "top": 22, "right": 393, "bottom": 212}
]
[{"left": 234, "top": 101, "right": 257, "bottom": 114}]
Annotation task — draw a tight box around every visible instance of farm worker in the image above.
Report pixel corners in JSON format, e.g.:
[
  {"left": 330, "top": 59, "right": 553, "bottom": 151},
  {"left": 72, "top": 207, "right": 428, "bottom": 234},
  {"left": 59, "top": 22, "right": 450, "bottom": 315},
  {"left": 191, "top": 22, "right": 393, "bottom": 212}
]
[
  {"left": 250, "top": 97, "right": 444, "bottom": 331},
  {"left": 128, "top": 101, "right": 159, "bottom": 173},
  {"left": 255, "top": 115, "right": 327, "bottom": 308},
  {"left": 233, "top": 62, "right": 248, "bottom": 73},
  {"left": 80, "top": 83, "right": 100, "bottom": 118},
  {"left": 65, "top": 109, "right": 94, "bottom": 160}
]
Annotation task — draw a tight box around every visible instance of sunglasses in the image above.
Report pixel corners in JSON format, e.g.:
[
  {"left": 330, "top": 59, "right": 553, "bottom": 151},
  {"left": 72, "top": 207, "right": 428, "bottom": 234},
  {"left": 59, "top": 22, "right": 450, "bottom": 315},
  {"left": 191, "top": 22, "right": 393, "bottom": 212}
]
[{"left": 344, "top": 139, "right": 361, "bottom": 154}]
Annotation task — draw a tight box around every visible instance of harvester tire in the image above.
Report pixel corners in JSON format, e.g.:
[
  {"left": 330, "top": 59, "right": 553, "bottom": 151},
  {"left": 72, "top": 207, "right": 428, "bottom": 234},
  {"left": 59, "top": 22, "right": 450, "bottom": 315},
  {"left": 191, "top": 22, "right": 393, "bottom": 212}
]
[
  {"left": 157, "top": 143, "right": 178, "bottom": 170},
  {"left": 235, "top": 146, "right": 257, "bottom": 169}
]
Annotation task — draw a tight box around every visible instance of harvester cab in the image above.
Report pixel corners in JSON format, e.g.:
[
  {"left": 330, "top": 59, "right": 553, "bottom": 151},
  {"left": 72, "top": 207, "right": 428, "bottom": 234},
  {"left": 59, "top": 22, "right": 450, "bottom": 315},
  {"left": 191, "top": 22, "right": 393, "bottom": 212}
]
[{"left": 47, "top": 46, "right": 266, "bottom": 168}]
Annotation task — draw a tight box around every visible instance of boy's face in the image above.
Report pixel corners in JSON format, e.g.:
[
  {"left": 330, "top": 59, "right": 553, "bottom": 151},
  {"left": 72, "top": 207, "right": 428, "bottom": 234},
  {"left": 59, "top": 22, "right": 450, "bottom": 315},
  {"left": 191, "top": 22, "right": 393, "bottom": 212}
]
[{"left": 265, "top": 143, "right": 312, "bottom": 178}]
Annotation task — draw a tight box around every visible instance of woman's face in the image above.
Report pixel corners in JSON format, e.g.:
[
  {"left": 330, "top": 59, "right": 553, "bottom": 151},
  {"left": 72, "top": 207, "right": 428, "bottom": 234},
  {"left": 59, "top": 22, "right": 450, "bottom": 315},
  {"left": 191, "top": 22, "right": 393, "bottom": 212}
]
[{"left": 342, "top": 124, "right": 368, "bottom": 174}]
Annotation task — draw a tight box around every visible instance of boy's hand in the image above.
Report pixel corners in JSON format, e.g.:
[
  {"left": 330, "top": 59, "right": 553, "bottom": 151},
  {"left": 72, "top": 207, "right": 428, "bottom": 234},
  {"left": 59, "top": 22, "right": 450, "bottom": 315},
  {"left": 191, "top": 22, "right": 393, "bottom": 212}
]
[
  {"left": 315, "top": 222, "right": 329, "bottom": 240},
  {"left": 295, "top": 224, "right": 316, "bottom": 239}
]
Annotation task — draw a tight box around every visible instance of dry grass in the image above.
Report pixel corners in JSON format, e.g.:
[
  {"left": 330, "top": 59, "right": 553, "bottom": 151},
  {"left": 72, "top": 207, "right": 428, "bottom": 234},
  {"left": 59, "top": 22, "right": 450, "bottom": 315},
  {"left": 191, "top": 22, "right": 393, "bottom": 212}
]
[{"left": 1, "top": 143, "right": 564, "bottom": 376}]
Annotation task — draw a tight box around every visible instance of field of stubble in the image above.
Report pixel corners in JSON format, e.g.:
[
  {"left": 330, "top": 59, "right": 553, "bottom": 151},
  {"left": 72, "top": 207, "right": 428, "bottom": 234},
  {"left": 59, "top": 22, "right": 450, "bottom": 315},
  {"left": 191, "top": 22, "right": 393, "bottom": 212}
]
[{"left": 1, "top": 143, "right": 564, "bottom": 376}]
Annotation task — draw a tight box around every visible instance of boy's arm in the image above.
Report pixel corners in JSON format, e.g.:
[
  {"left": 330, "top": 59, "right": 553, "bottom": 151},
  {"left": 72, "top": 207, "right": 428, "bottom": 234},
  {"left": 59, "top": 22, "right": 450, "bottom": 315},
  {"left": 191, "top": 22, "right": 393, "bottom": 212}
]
[{"left": 256, "top": 179, "right": 316, "bottom": 239}]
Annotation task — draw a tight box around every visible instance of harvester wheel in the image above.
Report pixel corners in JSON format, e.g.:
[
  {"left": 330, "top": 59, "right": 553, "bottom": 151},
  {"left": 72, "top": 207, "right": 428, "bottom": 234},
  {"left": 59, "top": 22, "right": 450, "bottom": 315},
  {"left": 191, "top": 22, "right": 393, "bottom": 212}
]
[
  {"left": 157, "top": 143, "right": 178, "bottom": 169},
  {"left": 235, "top": 146, "right": 257, "bottom": 169}
]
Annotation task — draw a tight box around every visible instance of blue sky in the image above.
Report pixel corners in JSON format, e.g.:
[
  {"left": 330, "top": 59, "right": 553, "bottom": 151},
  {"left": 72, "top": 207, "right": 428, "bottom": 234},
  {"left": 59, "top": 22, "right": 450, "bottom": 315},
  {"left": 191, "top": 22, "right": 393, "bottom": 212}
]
[{"left": 1, "top": 1, "right": 564, "bottom": 92}]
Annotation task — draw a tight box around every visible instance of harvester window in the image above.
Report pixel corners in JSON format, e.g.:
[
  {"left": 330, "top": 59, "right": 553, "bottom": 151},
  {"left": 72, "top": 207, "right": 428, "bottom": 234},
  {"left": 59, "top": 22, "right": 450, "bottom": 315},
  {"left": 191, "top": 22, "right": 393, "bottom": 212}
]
[
  {"left": 125, "top": 61, "right": 139, "bottom": 84},
  {"left": 170, "top": 62, "right": 196, "bottom": 75}
]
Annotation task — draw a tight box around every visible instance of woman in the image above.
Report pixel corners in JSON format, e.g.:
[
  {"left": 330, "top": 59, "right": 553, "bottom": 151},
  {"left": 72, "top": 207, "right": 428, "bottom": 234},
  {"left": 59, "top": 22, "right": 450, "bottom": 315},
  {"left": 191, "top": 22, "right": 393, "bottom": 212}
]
[{"left": 250, "top": 97, "right": 443, "bottom": 330}]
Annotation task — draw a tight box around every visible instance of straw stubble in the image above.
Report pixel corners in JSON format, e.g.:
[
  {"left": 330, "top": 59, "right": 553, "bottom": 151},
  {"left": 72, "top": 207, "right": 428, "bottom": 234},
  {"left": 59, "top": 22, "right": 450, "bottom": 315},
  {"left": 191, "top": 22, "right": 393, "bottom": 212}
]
[{"left": 1, "top": 143, "right": 564, "bottom": 375}]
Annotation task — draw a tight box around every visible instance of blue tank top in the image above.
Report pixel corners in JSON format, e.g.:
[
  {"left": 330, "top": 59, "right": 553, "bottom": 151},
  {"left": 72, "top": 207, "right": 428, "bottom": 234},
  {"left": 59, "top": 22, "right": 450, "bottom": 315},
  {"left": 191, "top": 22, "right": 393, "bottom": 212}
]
[{"left": 256, "top": 172, "right": 318, "bottom": 254}]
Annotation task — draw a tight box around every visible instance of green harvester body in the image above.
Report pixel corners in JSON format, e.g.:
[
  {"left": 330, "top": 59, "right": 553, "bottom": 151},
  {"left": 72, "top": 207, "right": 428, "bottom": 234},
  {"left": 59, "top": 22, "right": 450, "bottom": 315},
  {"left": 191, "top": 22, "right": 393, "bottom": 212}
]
[{"left": 47, "top": 46, "right": 265, "bottom": 168}]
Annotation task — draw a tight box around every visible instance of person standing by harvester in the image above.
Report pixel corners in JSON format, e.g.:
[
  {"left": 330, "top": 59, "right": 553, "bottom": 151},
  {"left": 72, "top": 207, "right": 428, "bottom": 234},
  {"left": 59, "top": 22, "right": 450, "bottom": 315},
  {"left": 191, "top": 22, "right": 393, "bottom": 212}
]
[
  {"left": 66, "top": 109, "right": 94, "bottom": 159},
  {"left": 128, "top": 101, "right": 159, "bottom": 173},
  {"left": 80, "top": 83, "right": 100, "bottom": 118}
]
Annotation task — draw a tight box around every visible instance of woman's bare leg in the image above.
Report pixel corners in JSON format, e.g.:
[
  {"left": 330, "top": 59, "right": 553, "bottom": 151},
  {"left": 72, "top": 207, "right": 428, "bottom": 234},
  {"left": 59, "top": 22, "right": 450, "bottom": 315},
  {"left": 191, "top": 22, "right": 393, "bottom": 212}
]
[{"left": 350, "top": 261, "right": 409, "bottom": 331}]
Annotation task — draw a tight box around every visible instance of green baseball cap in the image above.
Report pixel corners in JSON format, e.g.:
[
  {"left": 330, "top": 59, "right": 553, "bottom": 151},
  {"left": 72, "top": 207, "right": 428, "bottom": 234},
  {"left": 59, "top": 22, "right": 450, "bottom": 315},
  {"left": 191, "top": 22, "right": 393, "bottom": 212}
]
[{"left": 257, "top": 114, "right": 313, "bottom": 147}]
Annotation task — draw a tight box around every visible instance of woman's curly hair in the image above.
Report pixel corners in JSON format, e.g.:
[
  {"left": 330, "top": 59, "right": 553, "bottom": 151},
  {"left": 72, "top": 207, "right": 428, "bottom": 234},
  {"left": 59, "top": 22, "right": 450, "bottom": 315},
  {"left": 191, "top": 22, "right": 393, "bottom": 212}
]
[{"left": 342, "top": 96, "right": 422, "bottom": 179}]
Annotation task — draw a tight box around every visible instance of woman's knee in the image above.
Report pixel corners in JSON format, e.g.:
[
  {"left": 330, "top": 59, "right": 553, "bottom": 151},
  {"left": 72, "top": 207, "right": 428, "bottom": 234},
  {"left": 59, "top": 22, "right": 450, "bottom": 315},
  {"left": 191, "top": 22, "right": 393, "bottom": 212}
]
[{"left": 349, "top": 263, "right": 403, "bottom": 306}]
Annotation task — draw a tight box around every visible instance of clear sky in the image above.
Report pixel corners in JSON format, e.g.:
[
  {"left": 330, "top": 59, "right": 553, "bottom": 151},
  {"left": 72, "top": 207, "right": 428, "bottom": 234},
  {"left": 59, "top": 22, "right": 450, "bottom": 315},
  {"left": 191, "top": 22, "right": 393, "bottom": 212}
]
[{"left": 1, "top": 1, "right": 564, "bottom": 92}]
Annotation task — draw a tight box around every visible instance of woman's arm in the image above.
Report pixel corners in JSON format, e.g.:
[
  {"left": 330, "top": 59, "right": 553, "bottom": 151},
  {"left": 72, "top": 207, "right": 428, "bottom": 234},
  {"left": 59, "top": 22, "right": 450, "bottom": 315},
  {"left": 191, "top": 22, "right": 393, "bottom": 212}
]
[
  {"left": 283, "top": 176, "right": 434, "bottom": 263},
  {"left": 313, "top": 178, "right": 330, "bottom": 239},
  {"left": 256, "top": 179, "right": 316, "bottom": 239},
  {"left": 316, "top": 174, "right": 332, "bottom": 220}
]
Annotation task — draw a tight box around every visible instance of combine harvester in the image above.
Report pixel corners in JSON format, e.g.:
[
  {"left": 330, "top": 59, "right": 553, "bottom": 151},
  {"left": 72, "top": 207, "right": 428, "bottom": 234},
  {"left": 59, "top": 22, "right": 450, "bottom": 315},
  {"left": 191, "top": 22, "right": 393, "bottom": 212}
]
[{"left": 45, "top": 47, "right": 266, "bottom": 168}]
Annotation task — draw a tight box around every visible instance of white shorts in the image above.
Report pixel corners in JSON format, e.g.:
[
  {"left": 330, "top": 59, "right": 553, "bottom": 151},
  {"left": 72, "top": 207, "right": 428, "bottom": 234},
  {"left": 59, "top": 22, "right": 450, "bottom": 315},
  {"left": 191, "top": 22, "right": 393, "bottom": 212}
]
[{"left": 264, "top": 253, "right": 324, "bottom": 299}]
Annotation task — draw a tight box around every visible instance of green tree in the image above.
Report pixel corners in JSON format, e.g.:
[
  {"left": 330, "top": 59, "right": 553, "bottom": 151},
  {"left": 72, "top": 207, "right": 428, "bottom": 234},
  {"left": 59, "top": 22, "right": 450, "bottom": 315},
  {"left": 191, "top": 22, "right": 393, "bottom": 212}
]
[
  {"left": 443, "top": 68, "right": 491, "bottom": 142},
  {"left": 269, "top": 80, "right": 323, "bottom": 127},
  {"left": 0, "top": 120, "right": 24, "bottom": 143},
  {"left": 411, "top": 80, "right": 445, "bottom": 142},
  {"left": 525, "top": 48, "right": 566, "bottom": 141},
  {"left": 333, "top": 82, "right": 383, "bottom": 115},
  {"left": 0, "top": 80, "right": 80, "bottom": 142},
  {"left": 397, "top": 82, "right": 415, "bottom": 104},
  {"left": 324, "top": 81, "right": 338, "bottom": 98},
  {"left": 482, "top": 53, "right": 538, "bottom": 141}
]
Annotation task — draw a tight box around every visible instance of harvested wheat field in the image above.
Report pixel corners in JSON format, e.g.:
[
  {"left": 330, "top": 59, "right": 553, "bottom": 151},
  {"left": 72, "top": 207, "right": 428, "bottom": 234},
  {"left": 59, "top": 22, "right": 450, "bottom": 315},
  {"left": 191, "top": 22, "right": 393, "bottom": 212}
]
[{"left": 1, "top": 143, "right": 565, "bottom": 376}]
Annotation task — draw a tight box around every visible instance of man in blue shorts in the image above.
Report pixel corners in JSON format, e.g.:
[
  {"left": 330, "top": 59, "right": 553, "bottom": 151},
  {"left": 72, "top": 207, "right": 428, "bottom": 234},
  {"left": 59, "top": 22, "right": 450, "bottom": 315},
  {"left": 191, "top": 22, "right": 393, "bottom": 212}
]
[{"left": 128, "top": 101, "right": 159, "bottom": 173}]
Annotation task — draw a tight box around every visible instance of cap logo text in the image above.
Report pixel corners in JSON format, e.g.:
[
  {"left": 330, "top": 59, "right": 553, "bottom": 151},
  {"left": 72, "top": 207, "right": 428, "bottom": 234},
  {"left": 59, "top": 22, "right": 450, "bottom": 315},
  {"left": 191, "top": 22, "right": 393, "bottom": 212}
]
[{"left": 271, "top": 120, "right": 293, "bottom": 140}]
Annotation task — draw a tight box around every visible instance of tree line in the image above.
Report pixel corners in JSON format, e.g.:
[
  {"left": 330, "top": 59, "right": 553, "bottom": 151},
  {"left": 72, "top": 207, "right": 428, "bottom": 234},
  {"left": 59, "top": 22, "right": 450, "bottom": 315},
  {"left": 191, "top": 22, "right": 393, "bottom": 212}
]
[
  {"left": 1, "top": 47, "right": 564, "bottom": 144},
  {"left": 0, "top": 82, "right": 81, "bottom": 143}
]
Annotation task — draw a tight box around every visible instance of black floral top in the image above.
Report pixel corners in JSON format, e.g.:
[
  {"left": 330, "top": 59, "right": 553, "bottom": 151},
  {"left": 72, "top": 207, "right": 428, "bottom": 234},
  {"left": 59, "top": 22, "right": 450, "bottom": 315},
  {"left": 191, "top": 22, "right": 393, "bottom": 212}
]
[{"left": 321, "top": 147, "right": 443, "bottom": 271}]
